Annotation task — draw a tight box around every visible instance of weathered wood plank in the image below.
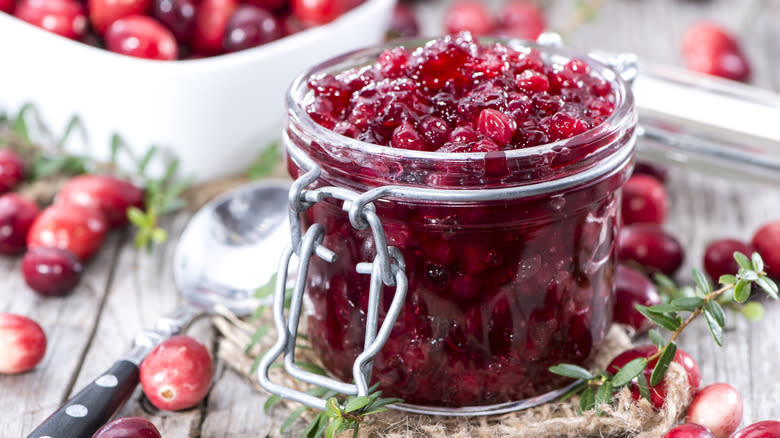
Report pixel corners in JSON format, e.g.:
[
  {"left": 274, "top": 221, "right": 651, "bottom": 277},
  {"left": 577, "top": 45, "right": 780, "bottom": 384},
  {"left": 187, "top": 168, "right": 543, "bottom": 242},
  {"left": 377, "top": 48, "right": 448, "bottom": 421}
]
[{"left": 0, "top": 234, "right": 122, "bottom": 437}]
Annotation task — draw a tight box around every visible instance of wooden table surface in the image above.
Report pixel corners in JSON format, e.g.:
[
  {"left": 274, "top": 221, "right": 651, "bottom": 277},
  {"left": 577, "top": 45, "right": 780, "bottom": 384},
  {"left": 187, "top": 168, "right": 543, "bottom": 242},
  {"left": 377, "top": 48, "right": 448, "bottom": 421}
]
[{"left": 3, "top": 0, "right": 780, "bottom": 436}]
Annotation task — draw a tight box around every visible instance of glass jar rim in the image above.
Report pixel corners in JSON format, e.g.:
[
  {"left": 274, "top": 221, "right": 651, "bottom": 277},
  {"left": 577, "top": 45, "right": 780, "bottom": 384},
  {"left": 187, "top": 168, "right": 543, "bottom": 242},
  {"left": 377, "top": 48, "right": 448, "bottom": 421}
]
[{"left": 286, "top": 35, "right": 635, "bottom": 162}]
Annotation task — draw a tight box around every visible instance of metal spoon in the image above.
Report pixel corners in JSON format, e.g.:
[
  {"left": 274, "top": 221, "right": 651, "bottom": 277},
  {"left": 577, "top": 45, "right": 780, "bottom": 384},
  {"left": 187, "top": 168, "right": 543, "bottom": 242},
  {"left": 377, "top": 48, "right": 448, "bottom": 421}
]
[{"left": 27, "top": 180, "right": 291, "bottom": 438}]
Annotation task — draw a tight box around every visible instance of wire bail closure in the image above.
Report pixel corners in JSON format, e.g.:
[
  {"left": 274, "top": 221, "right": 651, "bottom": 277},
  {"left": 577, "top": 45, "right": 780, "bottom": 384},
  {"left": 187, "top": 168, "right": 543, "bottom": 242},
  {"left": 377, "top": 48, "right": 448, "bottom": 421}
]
[{"left": 256, "top": 138, "right": 409, "bottom": 411}]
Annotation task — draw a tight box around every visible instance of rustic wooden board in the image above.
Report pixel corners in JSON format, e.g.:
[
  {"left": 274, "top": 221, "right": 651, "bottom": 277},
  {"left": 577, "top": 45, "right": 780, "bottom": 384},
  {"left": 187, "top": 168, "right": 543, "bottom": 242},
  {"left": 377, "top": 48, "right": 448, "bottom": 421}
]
[{"left": 3, "top": 0, "right": 779, "bottom": 436}]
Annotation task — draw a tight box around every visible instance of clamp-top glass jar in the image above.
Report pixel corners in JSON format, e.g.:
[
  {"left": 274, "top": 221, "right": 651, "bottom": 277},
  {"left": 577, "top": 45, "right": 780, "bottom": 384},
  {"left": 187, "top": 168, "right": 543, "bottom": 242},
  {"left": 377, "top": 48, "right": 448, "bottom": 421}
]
[{"left": 278, "top": 33, "right": 636, "bottom": 413}]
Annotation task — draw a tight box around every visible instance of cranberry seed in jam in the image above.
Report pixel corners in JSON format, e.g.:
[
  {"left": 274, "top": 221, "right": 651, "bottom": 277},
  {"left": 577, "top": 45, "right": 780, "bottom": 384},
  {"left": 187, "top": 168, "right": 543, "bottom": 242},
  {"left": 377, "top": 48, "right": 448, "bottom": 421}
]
[{"left": 290, "top": 33, "right": 633, "bottom": 408}]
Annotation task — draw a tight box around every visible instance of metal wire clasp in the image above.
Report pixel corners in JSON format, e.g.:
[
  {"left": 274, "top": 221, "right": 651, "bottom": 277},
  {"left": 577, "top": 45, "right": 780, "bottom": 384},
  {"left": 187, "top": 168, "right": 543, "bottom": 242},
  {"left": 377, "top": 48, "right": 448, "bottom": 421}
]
[{"left": 256, "top": 156, "right": 408, "bottom": 411}]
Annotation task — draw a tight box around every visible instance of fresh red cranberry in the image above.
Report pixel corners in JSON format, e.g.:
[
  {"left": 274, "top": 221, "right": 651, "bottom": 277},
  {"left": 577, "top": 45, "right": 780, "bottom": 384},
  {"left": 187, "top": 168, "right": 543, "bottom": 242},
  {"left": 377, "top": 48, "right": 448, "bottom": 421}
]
[
  {"left": 703, "top": 239, "right": 755, "bottom": 281},
  {"left": 664, "top": 424, "right": 716, "bottom": 438},
  {"left": 613, "top": 264, "right": 661, "bottom": 332},
  {"left": 93, "top": 416, "right": 162, "bottom": 438},
  {"left": 152, "top": 0, "right": 197, "bottom": 43},
  {"left": 752, "top": 220, "right": 780, "bottom": 278},
  {"left": 192, "top": 0, "right": 237, "bottom": 55},
  {"left": 386, "top": 2, "right": 419, "bottom": 40},
  {"left": 56, "top": 174, "right": 145, "bottom": 228},
  {"left": 14, "top": 0, "right": 87, "bottom": 39},
  {"left": 621, "top": 174, "right": 668, "bottom": 225},
  {"left": 0, "top": 150, "right": 24, "bottom": 194},
  {"left": 140, "top": 335, "right": 213, "bottom": 411},
  {"left": 222, "top": 5, "right": 282, "bottom": 52},
  {"left": 607, "top": 345, "right": 700, "bottom": 409},
  {"left": 633, "top": 160, "right": 669, "bottom": 184},
  {"left": 682, "top": 21, "right": 750, "bottom": 82},
  {"left": 0, "top": 313, "right": 47, "bottom": 374},
  {"left": 292, "top": 0, "right": 346, "bottom": 25},
  {"left": 732, "top": 421, "right": 780, "bottom": 438},
  {"left": 0, "top": 0, "right": 14, "bottom": 13},
  {"left": 243, "top": 0, "right": 285, "bottom": 12},
  {"left": 105, "top": 16, "right": 178, "bottom": 60},
  {"left": 27, "top": 204, "right": 109, "bottom": 262},
  {"left": 0, "top": 194, "right": 40, "bottom": 255},
  {"left": 88, "top": 0, "right": 151, "bottom": 35},
  {"left": 497, "top": 0, "right": 546, "bottom": 40},
  {"left": 618, "top": 224, "right": 684, "bottom": 276},
  {"left": 444, "top": 1, "right": 493, "bottom": 36},
  {"left": 22, "top": 246, "right": 83, "bottom": 297},
  {"left": 685, "top": 383, "right": 743, "bottom": 438}
]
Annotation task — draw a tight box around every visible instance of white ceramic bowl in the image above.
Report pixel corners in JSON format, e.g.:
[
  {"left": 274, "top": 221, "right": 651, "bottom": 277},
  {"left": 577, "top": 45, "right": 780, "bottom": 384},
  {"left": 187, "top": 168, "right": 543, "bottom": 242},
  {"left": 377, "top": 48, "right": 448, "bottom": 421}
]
[{"left": 0, "top": 0, "right": 395, "bottom": 181}]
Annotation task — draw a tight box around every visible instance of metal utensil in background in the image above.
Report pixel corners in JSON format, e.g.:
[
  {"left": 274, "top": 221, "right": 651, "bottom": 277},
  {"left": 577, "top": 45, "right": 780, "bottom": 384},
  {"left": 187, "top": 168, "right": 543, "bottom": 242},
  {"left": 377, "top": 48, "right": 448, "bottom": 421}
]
[{"left": 27, "top": 180, "right": 291, "bottom": 438}]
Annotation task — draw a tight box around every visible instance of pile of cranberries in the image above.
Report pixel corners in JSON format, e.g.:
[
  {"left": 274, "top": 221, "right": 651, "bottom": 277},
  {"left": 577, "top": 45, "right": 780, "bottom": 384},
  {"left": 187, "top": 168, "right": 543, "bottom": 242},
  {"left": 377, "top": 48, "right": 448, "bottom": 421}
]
[
  {"left": 444, "top": 0, "right": 546, "bottom": 41},
  {"left": 1, "top": 0, "right": 365, "bottom": 60}
]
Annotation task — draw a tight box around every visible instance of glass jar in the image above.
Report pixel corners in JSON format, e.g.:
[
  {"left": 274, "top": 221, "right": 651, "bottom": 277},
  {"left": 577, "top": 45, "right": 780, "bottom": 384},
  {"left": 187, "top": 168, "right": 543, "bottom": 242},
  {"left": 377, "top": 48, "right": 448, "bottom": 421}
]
[{"left": 283, "top": 39, "right": 637, "bottom": 412}]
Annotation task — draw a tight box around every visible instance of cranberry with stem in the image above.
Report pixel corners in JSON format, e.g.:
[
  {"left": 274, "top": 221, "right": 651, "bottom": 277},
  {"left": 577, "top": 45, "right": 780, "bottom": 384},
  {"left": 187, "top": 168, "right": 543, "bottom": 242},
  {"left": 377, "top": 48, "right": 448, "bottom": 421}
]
[
  {"left": 703, "top": 239, "right": 755, "bottom": 281},
  {"left": 88, "top": 0, "right": 151, "bottom": 35},
  {"left": 618, "top": 224, "right": 684, "bottom": 276},
  {"left": 613, "top": 264, "right": 661, "bottom": 332},
  {"left": 222, "top": 5, "right": 283, "bottom": 53},
  {"left": 621, "top": 174, "right": 668, "bottom": 225},
  {"left": 0, "top": 150, "right": 25, "bottom": 194},
  {"left": 27, "top": 204, "right": 109, "bottom": 262},
  {"left": 105, "top": 15, "right": 179, "bottom": 60},
  {"left": 140, "top": 335, "right": 213, "bottom": 411},
  {"left": 685, "top": 383, "right": 743, "bottom": 438},
  {"left": 444, "top": 0, "right": 493, "bottom": 36},
  {"left": 663, "top": 424, "right": 716, "bottom": 438},
  {"left": 0, "top": 313, "right": 47, "bottom": 374},
  {"left": 22, "top": 247, "right": 83, "bottom": 297},
  {"left": 607, "top": 345, "right": 700, "bottom": 409},
  {"left": 751, "top": 220, "right": 780, "bottom": 279},
  {"left": 14, "top": 0, "right": 88, "bottom": 40},
  {"left": 93, "top": 416, "right": 162, "bottom": 438},
  {"left": 0, "top": 194, "right": 40, "bottom": 255}
]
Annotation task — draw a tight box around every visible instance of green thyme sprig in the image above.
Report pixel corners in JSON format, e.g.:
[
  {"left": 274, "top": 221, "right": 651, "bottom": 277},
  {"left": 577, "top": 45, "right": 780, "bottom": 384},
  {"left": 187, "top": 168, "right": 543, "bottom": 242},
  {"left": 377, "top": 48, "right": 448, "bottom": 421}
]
[{"left": 551, "top": 251, "right": 778, "bottom": 412}]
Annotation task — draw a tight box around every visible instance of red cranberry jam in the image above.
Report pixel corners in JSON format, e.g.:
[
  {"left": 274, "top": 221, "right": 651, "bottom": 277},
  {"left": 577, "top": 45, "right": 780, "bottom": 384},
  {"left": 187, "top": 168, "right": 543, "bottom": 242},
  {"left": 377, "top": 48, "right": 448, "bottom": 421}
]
[
  {"left": 306, "top": 32, "right": 615, "bottom": 152},
  {"left": 286, "top": 33, "right": 636, "bottom": 408}
]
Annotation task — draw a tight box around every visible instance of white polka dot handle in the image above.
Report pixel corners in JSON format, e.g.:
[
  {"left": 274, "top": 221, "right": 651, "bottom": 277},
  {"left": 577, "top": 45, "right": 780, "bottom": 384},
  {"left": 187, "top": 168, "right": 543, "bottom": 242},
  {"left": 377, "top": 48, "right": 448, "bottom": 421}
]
[{"left": 26, "top": 360, "right": 139, "bottom": 438}]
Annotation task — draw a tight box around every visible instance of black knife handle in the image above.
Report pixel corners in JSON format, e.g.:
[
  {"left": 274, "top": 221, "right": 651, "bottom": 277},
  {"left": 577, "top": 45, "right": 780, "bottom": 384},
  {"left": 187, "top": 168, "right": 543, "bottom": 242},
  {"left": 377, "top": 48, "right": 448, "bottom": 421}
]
[{"left": 27, "top": 360, "right": 139, "bottom": 438}]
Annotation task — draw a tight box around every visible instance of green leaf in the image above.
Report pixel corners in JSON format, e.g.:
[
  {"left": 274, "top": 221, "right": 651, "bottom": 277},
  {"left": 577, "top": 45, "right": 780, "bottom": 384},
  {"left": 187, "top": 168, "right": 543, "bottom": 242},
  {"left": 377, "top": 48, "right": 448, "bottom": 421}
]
[
  {"left": 579, "top": 386, "right": 595, "bottom": 412},
  {"left": 295, "top": 361, "right": 329, "bottom": 376},
  {"left": 58, "top": 115, "right": 82, "bottom": 146},
  {"left": 636, "top": 372, "right": 651, "bottom": 402},
  {"left": 707, "top": 300, "right": 726, "bottom": 327},
  {"left": 734, "top": 252, "right": 753, "bottom": 270},
  {"left": 653, "top": 273, "right": 677, "bottom": 295},
  {"left": 703, "top": 309, "right": 724, "bottom": 346},
  {"left": 752, "top": 252, "right": 764, "bottom": 273},
  {"left": 647, "top": 303, "right": 682, "bottom": 313},
  {"left": 255, "top": 273, "right": 277, "bottom": 299},
  {"left": 693, "top": 269, "right": 712, "bottom": 294},
  {"left": 670, "top": 297, "right": 705, "bottom": 311},
  {"left": 740, "top": 270, "right": 759, "bottom": 281},
  {"left": 734, "top": 279, "right": 751, "bottom": 303},
  {"left": 558, "top": 381, "right": 588, "bottom": 402},
  {"left": 548, "top": 363, "right": 594, "bottom": 380},
  {"left": 344, "top": 396, "right": 371, "bottom": 413},
  {"left": 248, "top": 142, "right": 281, "bottom": 180},
  {"left": 635, "top": 305, "right": 681, "bottom": 332},
  {"left": 325, "top": 416, "right": 343, "bottom": 438},
  {"left": 126, "top": 207, "right": 147, "bottom": 226},
  {"left": 12, "top": 103, "right": 32, "bottom": 141},
  {"left": 611, "top": 358, "right": 648, "bottom": 387},
  {"left": 648, "top": 329, "right": 665, "bottom": 347},
  {"left": 281, "top": 406, "right": 308, "bottom": 433},
  {"left": 325, "top": 398, "right": 341, "bottom": 418},
  {"left": 246, "top": 325, "right": 271, "bottom": 354},
  {"left": 595, "top": 381, "right": 614, "bottom": 408},
  {"left": 301, "top": 413, "right": 328, "bottom": 438},
  {"left": 137, "top": 145, "right": 158, "bottom": 176},
  {"left": 719, "top": 274, "right": 738, "bottom": 285},
  {"left": 741, "top": 302, "right": 765, "bottom": 321},
  {"left": 264, "top": 394, "right": 282, "bottom": 412},
  {"left": 650, "top": 343, "right": 676, "bottom": 386},
  {"left": 756, "top": 277, "right": 779, "bottom": 300}
]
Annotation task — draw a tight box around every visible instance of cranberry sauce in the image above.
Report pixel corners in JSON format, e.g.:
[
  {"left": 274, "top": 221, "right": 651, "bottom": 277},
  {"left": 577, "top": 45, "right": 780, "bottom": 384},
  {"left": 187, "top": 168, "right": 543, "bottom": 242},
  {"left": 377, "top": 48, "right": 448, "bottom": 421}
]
[{"left": 286, "top": 34, "right": 636, "bottom": 407}]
